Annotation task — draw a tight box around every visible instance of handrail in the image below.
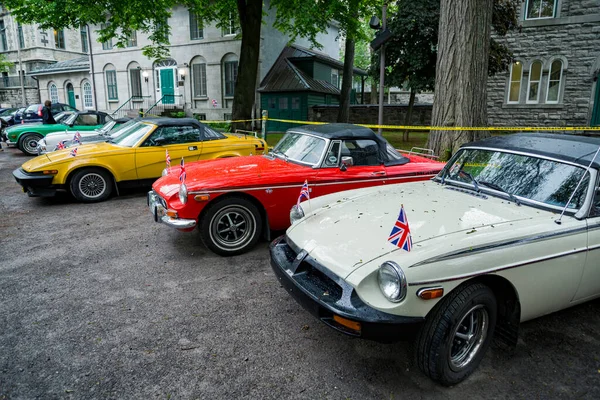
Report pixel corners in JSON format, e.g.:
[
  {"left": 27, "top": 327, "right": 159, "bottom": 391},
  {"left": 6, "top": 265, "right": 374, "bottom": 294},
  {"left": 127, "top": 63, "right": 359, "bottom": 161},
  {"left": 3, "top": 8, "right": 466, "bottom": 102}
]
[
  {"left": 111, "top": 95, "right": 151, "bottom": 116},
  {"left": 143, "top": 94, "right": 183, "bottom": 116}
]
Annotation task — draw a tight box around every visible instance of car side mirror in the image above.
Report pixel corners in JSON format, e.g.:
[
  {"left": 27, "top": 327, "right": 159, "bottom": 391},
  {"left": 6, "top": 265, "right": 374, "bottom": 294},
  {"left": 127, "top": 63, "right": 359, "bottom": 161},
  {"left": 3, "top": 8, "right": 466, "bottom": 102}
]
[{"left": 340, "top": 156, "right": 354, "bottom": 171}]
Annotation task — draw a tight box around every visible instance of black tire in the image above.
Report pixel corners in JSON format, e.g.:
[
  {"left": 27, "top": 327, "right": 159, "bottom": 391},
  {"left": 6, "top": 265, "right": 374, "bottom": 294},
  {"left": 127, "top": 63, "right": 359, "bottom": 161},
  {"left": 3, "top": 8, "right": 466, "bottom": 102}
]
[
  {"left": 69, "top": 168, "right": 113, "bottom": 203},
  {"left": 199, "top": 196, "right": 263, "bottom": 256},
  {"left": 415, "top": 282, "right": 497, "bottom": 386},
  {"left": 18, "top": 133, "right": 43, "bottom": 156}
]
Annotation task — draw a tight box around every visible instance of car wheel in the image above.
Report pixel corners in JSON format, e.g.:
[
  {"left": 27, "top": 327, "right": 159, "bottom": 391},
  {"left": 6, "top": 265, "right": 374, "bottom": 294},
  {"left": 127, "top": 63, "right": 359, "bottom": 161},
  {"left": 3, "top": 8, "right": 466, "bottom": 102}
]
[
  {"left": 18, "top": 133, "right": 43, "bottom": 156},
  {"left": 200, "top": 196, "right": 263, "bottom": 256},
  {"left": 415, "top": 282, "right": 497, "bottom": 386},
  {"left": 69, "top": 168, "right": 113, "bottom": 203}
]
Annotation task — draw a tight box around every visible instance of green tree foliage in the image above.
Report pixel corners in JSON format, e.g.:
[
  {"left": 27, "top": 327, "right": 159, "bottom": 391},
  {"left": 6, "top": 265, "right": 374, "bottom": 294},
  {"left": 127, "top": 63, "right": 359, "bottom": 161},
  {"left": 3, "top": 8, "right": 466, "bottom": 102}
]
[{"left": 0, "top": 54, "right": 13, "bottom": 72}]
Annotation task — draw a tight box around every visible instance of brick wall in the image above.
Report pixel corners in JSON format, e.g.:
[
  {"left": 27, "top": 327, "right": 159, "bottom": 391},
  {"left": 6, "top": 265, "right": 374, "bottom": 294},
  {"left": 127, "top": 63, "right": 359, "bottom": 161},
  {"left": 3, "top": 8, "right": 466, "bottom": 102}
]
[{"left": 308, "top": 104, "right": 433, "bottom": 126}]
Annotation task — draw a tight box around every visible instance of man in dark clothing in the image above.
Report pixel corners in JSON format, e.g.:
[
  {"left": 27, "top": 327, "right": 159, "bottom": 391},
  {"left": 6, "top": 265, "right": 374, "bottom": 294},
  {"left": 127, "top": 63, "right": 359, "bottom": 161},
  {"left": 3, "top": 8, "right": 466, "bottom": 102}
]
[{"left": 42, "top": 100, "right": 56, "bottom": 124}]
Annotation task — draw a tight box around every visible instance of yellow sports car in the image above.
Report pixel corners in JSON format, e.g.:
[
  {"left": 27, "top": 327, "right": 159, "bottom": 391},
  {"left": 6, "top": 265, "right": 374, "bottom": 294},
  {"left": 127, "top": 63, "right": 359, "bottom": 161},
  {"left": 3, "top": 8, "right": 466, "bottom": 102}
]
[{"left": 13, "top": 118, "right": 267, "bottom": 202}]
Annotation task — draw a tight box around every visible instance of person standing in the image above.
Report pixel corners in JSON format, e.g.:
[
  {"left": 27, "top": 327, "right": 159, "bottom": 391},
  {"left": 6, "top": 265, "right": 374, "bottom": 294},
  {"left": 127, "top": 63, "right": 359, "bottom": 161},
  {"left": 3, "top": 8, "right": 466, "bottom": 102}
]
[{"left": 42, "top": 100, "right": 56, "bottom": 124}]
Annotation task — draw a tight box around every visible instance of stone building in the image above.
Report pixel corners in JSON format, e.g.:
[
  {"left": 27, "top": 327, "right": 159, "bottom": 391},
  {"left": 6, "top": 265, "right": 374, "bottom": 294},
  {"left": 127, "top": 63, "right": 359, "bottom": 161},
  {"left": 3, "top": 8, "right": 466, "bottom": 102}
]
[
  {"left": 487, "top": 0, "right": 600, "bottom": 128},
  {"left": 0, "top": 5, "right": 88, "bottom": 106},
  {"left": 30, "top": 2, "right": 339, "bottom": 121}
]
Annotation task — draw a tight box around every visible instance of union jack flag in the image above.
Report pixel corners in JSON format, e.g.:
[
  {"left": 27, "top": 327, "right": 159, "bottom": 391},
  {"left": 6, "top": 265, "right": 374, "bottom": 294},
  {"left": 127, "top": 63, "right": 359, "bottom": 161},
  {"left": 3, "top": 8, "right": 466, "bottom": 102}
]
[
  {"left": 55, "top": 140, "right": 67, "bottom": 150},
  {"left": 70, "top": 147, "right": 78, "bottom": 157},
  {"left": 297, "top": 180, "right": 310, "bottom": 207},
  {"left": 388, "top": 205, "right": 412, "bottom": 252},
  {"left": 166, "top": 149, "right": 171, "bottom": 169},
  {"left": 179, "top": 157, "right": 186, "bottom": 183},
  {"left": 72, "top": 131, "right": 82, "bottom": 144}
]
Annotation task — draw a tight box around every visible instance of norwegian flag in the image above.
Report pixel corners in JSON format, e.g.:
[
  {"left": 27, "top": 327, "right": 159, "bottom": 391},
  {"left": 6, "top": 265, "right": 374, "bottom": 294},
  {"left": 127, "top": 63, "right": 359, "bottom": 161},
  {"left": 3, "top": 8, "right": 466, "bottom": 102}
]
[
  {"left": 166, "top": 149, "right": 171, "bottom": 169},
  {"left": 296, "top": 180, "right": 310, "bottom": 207},
  {"left": 55, "top": 140, "right": 67, "bottom": 150},
  {"left": 70, "top": 147, "right": 78, "bottom": 157},
  {"left": 72, "top": 131, "right": 82, "bottom": 144},
  {"left": 179, "top": 157, "right": 186, "bottom": 183},
  {"left": 388, "top": 205, "right": 413, "bottom": 252}
]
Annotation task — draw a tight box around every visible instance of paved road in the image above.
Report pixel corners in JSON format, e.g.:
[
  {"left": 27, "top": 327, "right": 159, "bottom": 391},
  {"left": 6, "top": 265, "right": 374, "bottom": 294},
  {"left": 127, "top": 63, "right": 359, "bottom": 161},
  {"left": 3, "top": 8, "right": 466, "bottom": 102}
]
[{"left": 1, "top": 146, "right": 599, "bottom": 399}]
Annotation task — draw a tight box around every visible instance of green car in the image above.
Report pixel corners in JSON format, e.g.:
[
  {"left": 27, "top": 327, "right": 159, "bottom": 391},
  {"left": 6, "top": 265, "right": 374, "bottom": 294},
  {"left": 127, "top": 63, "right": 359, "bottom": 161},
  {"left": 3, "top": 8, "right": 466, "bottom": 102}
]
[{"left": 5, "top": 110, "right": 113, "bottom": 155}]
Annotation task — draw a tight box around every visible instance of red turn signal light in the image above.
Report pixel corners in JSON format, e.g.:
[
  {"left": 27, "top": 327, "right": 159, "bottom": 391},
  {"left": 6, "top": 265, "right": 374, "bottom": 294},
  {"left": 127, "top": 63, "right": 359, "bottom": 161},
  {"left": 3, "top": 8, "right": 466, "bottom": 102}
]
[
  {"left": 417, "top": 287, "right": 444, "bottom": 300},
  {"left": 333, "top": 315, "right": 361, "bottom": 333}
]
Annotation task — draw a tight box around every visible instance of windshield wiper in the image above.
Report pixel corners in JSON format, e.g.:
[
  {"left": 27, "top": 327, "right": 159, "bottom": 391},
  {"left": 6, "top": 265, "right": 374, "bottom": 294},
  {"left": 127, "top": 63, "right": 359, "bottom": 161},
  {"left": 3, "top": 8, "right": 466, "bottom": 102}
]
[
  {"left": 460, "top": 171, "right": 480, "bottom": 192},
  {"left": 271, "top": 149, "right": 288, "bottom": 162},
  {"left": 478, "top": 180, "right": 521, "bottom": 206}
]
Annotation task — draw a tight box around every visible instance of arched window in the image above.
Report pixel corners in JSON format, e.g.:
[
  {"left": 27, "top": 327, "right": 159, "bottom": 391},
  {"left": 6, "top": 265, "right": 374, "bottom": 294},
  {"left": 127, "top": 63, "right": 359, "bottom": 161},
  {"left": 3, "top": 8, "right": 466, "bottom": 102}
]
[
  {"left": 191, "top": 56, "right": 207, "bottom": 98},
  {"left": 527, "top": 61, "right": 542, "bottom": 103},
  {"left": 49, "top": 83, "right": 59, "bottom": 103},
  {"left": 83, "top": 81, "right": 93, "bottom": 108},
  {"left": 546, "top": 59, "right": 563, "bottom": 103},
  {"left": 104, "top": 64, "right": 118, "bottom": 101},
  {"left": 507, "top": 61, "right": 522, "bottom": 104},
  {"left": 222, "top": 53, "right": 238, "bottom": 97}
]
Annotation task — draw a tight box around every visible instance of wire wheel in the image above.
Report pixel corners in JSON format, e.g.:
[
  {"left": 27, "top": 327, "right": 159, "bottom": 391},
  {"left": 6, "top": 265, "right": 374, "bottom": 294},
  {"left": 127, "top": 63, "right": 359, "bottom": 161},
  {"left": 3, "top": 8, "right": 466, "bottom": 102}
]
[
  {"left": 20, "top": 133, "right": 43, "bottom": 156},
  {"left": 209, "top": 205, "right": 256, "bottom": 252},
  {"left": 448, "top": 304, "right": 489, "bottom": 371},
  {"left": 78, "top": 172, "right": 108, "bottom": 199}
]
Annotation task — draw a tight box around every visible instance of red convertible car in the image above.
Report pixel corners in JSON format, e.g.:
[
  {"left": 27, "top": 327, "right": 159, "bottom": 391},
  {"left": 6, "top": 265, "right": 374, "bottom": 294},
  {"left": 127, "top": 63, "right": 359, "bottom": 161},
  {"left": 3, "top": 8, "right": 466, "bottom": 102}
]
[{"left": 148, "top": 124, "right": 443, "bottom": 256}]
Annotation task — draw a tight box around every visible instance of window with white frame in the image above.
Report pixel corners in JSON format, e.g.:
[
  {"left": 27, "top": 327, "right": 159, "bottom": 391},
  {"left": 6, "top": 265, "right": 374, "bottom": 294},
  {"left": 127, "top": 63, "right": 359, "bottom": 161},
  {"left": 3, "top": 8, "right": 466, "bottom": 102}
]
[
  {"left": 546, "top": 59, "right": 563, "bottom": 103},
  {"left": 189, "top": 10, "right": 203, "bottom": 40},
  {"left": 527, "top": 61, "right": 542, "bottom": 103},
  {"left": 49, "top": 84, "right": 59, "bottom": 103},
  {"left": 126, "top": 31, "right": 137, "bottom": 47},
  {"left": 507, "top": 62, "right": 523, "bottom": 103},
  {"left": 129, "top": 68, "right": 142, "bottom": 97},
  {"left": 105, "top": 69, "right": 118, "bottom": 100},
  {"left": 192, "top": 62, "right": 207, "bottom": 97},
  {"left": 54, "top": 29, "right": 65, "bottom": 49},
  {"left": 223, "top": 12, "right": 238, "bottom": 36},
  {"left": 83, "top": 82, "right": 93, "bottom": 108},
  {"left": 223, "top": 60, "right": 238, "bottom": 97},
  {"left": 100, "top": 23, "right": 113, "bottom": 50},
  {"left": 525, "top": 0, "right": 556, "bottom": 20}
]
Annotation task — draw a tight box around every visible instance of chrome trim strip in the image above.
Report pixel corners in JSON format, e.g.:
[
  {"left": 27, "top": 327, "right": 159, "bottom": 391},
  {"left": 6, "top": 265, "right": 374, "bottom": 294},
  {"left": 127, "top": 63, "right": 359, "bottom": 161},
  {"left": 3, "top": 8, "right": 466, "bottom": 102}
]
[
  {"left": 408, "top": 247, "right": 588, "bottom": 286},
  {"left": 409, "top": 225, "right": 588, "bottom": 268},
  {"left": 189, "top": 174, "right": 437, "bottom": 195}
]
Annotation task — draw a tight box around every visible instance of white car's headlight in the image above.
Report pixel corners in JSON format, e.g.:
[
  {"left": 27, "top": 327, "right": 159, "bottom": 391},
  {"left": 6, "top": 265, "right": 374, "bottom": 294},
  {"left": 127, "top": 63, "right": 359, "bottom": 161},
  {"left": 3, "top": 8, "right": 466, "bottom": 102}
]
[
  {"left": 161, "top": 168, "right": 168, "bottom": 177},
  {"left": 178, "top": 184, "right": 188, "bottom": 204},
  {"left": 290, "top": 204, "right": 305, "bottom": 224},
  {"left": 377, "top": 261, "right": 407, "bottom": 302}
]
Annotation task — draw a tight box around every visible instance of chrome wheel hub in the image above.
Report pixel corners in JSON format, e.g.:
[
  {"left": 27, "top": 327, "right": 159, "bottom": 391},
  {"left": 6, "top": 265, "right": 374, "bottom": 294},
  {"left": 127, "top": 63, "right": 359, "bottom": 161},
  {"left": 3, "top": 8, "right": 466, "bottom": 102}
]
[
  {"left": 210, "top": 205, "right": 256, "bottom": 251},
  {"left": 449, "top": 304, "right": 488, "bottom": 371}
]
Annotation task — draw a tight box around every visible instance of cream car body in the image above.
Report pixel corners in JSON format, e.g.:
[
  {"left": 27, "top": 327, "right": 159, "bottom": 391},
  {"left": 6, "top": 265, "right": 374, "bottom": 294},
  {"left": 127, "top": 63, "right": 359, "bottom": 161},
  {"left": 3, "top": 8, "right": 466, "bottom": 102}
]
[{"left": 271, "top": 133, "right": 600, "bottom": 386}]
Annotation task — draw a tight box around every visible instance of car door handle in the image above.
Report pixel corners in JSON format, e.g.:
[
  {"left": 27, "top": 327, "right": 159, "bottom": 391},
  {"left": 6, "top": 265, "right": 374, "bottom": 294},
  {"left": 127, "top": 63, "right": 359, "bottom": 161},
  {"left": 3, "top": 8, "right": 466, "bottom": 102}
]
[
  {"left": 188, "top": 146, "right": 198, "bottom": 151},
  {"left": 371, "top": 171, "right": 386, "bottom": 176}
]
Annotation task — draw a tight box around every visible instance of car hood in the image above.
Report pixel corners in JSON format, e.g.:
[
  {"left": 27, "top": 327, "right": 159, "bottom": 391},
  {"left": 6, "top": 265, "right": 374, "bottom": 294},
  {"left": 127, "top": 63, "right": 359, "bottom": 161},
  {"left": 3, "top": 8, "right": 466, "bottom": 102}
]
[
  {"left": 153, "top": 155, "right": 309, "bottom": 199},
  {"left": 286, "top": 181, "right": 556, "bottom": 279},
  {"left": 22, "top": 142, "right": 128, "bottom": 171}
]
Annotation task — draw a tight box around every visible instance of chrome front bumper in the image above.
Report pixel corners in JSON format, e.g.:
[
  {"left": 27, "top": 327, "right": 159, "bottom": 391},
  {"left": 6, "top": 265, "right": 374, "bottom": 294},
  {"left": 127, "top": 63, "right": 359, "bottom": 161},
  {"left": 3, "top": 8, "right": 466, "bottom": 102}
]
[{"left": 147, "top": 190, "right": 197, "bottom": 229}]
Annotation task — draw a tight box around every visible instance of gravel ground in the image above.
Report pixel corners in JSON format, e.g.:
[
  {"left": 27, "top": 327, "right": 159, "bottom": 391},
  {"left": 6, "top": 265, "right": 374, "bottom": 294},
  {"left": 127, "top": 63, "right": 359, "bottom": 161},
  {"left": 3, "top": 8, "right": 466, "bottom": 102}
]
[{"left": 1, "top": 146, "right": 599, "bottom": 399}]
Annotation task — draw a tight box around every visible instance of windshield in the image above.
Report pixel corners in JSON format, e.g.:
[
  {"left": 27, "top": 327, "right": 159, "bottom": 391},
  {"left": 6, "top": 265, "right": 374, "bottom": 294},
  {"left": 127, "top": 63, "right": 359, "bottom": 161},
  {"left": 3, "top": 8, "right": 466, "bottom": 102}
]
[
  {"left": 0, "top": 108, "right": 15, "bottom": 116},
  {"left": 109, "top": 119, "right": 138, "bottom": 138},
  {"left": 63, "top": 114, "right": 78, "bottom": 125},
  {"left": 441, "top": 148, "right": 590, "bottom": 210},
  {"left": 98, "top": 120, "right": 117, "bottom": 133},
  {"left": 111, "top": 121, "right": 154, "bottom": 147},
  {"left": 271, "top": 131, "right": 326, "bottom": 166},
  {"left": 25, "top": 104, "right": 39, "bottom": 112},
  {"left": 54, "top": 112, "right": 70, "bottom": 123}
]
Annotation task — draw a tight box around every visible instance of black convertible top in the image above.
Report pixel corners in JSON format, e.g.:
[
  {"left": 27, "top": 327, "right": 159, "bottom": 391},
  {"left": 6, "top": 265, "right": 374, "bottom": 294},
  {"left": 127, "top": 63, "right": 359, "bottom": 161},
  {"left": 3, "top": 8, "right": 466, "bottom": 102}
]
[
  {"left": 465, "top": 133, "right": 600, "bottom": 169},
  {"left": 289, "top": 123, "right": 407, "bottom": 165},
  {"left": 140, "top": 117, "right": 204, "bottom": 127}
]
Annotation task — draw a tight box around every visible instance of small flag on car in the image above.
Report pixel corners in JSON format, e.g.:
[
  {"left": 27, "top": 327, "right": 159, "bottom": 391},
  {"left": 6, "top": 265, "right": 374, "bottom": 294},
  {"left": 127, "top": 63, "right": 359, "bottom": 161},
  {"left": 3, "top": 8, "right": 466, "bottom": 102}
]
[
  {"left": 166, "top": 149, "right": 171, "bottom": 169},
  {"left": 179, "top": 157, "right": 186, "bottom": 183},
  {"left": 388, "top": 204, "right": 412, "bottom": 252},
  {"left": 73, "top": 131, "right": 81, "bottom": 144},
  {"left": 297, "top": 180, "right": 310, "bottom": 207},
  {"left": 55, "top": 140, "right": 67, "bottom": 150},
  {"left": 70, "top": 147, "right": 78, "bottom": 157}
]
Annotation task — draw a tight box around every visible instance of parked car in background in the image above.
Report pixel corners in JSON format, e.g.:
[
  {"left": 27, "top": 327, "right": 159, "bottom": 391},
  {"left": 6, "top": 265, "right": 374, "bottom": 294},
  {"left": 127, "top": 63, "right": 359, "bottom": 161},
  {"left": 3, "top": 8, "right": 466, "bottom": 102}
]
[
  {"left": 0, "top": 107, "right": 26, "bottom": 128},
  {"left": 20, "top": 102, "right": 78, "bottom": 124},
  {"left": 148, "top": 123, "right": 443, "bottom": 256},
  {"left": 271, "top": 133, "right": 600, "bottom": 386},
  {"left": 2, "top": 111, "right": 72, "bottom": 144},
  {"left": 37, "top": 117, "right": 132, "bottom": 154},
  {"left": 13, "top": 118, "right": 266, "bottom": 202},
  {"left": 5, "top": 111, "right": 111, "bottom": 155}
]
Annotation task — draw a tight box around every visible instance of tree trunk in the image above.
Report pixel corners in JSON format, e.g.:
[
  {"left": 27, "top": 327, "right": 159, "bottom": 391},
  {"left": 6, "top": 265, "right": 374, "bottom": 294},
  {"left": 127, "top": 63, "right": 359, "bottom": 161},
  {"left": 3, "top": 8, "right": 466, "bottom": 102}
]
[
  {"left": 232, "top": 0, "right": 263, "bottom": 132},
  {"left": 427, "top": 0, "right": 494, "bottom": 160},
  {"left": 337, "top": 37, "right": 355, "bottom": 123},
  {"left": 403, "top": 88, "right": 416, "bottom": 142}
]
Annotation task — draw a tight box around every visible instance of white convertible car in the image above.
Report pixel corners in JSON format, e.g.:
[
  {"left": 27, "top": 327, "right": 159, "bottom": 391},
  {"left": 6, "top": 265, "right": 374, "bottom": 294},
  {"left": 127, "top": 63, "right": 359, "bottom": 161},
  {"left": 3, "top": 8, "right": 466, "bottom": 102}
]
[{"left": 270, "top": 133, "right": 600, "bottom": 385}]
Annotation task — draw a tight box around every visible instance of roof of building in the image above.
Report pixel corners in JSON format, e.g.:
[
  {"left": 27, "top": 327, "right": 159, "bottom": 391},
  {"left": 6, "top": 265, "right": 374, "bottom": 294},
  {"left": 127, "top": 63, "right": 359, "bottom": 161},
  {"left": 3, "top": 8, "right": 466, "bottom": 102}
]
[
  {"left": 465, "top": 133, "right": 600, "bottom": 169},
  {"left": 29, "top": 57, "right": 90, "bottom": 75},
  {"left": 258, "top": 44, "right": 366, "bottom": 95}
]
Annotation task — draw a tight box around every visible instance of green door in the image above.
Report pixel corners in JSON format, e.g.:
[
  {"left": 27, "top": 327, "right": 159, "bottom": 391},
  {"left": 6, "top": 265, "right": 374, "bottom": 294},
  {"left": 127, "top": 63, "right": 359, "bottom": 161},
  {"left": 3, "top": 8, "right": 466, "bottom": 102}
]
[
  {"left": 160, "top": 69, "right": 175, "bottom": 104},
  {"left": 592, "top": 81, "right": 600, "bottom": 127},
  {"left": 67, "top": 84, "right": 76, "bottom": 108}
]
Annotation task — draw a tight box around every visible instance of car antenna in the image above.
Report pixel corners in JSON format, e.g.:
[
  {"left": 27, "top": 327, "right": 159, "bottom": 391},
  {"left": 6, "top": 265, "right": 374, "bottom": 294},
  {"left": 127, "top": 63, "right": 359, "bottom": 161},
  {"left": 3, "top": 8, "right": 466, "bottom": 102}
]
[{"left": 555, "top": 145, "right": 600, "bottom": 225}]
